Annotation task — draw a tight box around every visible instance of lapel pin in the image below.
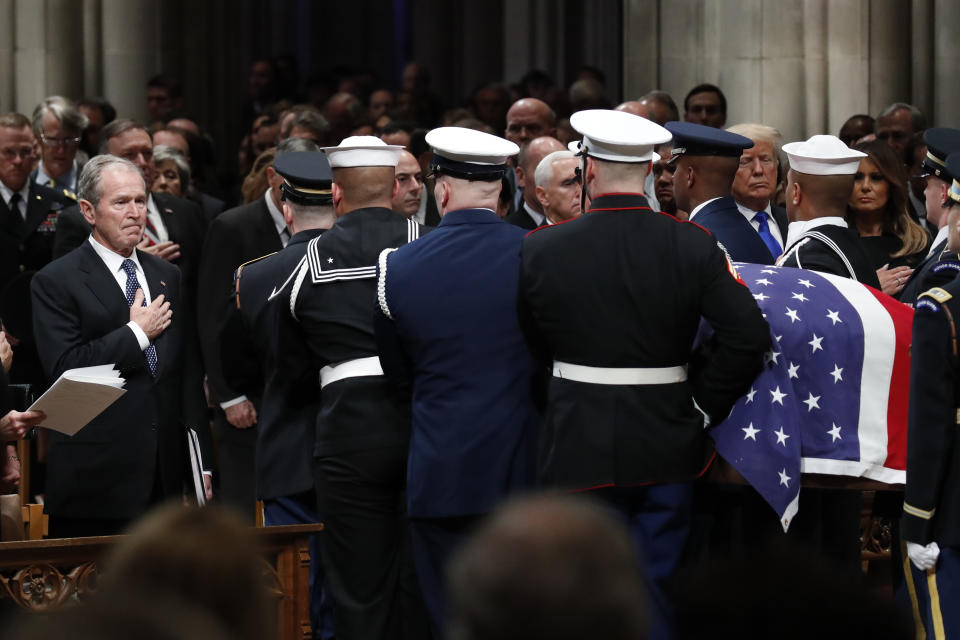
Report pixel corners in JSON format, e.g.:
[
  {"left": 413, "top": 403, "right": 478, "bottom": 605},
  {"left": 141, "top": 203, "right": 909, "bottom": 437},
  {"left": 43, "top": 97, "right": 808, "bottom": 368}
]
[{"left": 160, "top": 280, "right": 167, "bottom": 287}]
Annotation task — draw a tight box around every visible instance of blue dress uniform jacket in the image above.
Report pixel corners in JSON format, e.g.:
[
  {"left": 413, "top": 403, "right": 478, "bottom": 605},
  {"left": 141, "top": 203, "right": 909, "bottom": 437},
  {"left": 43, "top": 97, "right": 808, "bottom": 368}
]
[
  {"left": 519, "top": 193, "right": 770, "bottom": 490},
  {"left": 375, "top": 208, "right": 539, "bottom": 519},
  {"left": 900, "top": 239, "right": 959, "bottom": 304},
  {"left": 223, "top": 228, "right": 324, "bottom": 500},
  {"left": 692, "top": 196, "right": 776, "bottom": 265},
  {"left": 902, "top": 279, "right": 960, "bottom": 547}
]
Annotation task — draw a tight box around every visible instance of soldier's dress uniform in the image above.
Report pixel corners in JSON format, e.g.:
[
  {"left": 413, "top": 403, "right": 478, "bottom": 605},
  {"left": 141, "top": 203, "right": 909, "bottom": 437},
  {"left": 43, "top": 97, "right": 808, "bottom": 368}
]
[
  {"left": 901, "top": 158, "right": 960, "bottom": 640},
  {"left": 519, "top": 109, "right": 771, "bottom": 640},
  {"left": 900, "top": 128, "right": 960, "bottom": 304},
  {"left": 220, "top": 152, "right": 336, "bottom": 639},
  {"left": 374, "top": 127, "right": 538, "bottom": 635},
  {"left": 286, "top": 137, "right": 429, "bottom": 640}
]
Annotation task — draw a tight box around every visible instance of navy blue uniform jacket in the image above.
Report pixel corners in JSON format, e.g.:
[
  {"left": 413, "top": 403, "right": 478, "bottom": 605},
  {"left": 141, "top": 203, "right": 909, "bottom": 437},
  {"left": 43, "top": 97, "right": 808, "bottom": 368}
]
[
  {"left": 692, "top": 196, "right": 776, "bottom": 265},
  {"left": 375, "top": 208, "right": 539, "bottom": 518}
]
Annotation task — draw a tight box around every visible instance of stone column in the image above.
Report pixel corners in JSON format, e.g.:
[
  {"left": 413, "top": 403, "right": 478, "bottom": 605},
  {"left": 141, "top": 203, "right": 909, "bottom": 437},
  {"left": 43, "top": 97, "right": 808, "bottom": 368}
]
[
  {"left": 910, "top": 0, "right": 934, "bottom": 119},
  {"left": 82, "top": 0, "right": 103, "bottom": 97},
  {"left": 932, "top": 0, "right": 960, "bottom": 127},
  {"left": 867, "top": 0, "right": 911, "bottom": 117},
  {"left": 802, "top": 0, "right": 828, "bottom": 138},
  {"left": 621, "top": 0, "right": 658, "bottom": 100},
  {"left": 100, "top": 0, "right": 160, "bottom": 123},
  {"left": 0, "top": 0, "right": 15, "bottom": 113},
  {"left": 657, "top": 0, "right": 703, "bottom": 106},
  {"left": 44, "top": 0, "right": 85, "bottom": 100},
  {"left": 13, "top": 0, "right": 45, "bottom": 114},
  {"left": 825, "top": 0, "right": 870, "bottom": 135}
]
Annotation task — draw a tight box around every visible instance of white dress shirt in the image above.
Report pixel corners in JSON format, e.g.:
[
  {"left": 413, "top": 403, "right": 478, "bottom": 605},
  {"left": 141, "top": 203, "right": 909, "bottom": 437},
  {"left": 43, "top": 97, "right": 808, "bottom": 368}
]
[
  {"left": 929, "top": 225, "right": 949, "bottom": 256},
  {"left": 734, "top": 201, "right": 785, "bottom": 249},
  {"left": 265, "top": 188, "right": 290, "bottom": 247},
  {"left": 145, "top": 193, "right": 170, "bottom": 243},
  {"left": 87, "top": 235, "right": 152, "bottom": 351}
]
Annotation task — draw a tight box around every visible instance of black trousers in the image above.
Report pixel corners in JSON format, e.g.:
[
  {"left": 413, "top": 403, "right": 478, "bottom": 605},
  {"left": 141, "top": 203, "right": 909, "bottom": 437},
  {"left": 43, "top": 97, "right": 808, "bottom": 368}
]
[
  {"left": 212, "top": 412, "right": 257, "bottom": 524},
  {"left": 313, "top": 445, "right": 429, "bottom": 640}
]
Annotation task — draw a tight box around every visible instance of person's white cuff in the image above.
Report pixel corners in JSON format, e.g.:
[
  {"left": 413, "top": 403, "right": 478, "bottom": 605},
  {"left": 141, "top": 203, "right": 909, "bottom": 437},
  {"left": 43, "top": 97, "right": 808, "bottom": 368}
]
[
  {"left": 907, "top": 541, "right": 941, "bottom": 571},
  {"left": 126, "top": 321, "right": 150, "bottom": 350},
  {"left": 220, "top": 396, "right": 248, "bottom": 409}
]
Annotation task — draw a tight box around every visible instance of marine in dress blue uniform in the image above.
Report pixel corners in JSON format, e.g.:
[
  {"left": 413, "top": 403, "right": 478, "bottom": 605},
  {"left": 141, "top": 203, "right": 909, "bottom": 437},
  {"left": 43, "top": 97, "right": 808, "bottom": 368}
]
[
  {"left": 518, "top": 109, "right": 771, "bottom": 640},
  {"left": 374, "top": 127, "right": 539, "bottom": 635},
  {"left": 664, "top": 121, "right": 773, "bottom": 263},
  {"left": 900, "top": 128, "right": 960, "bottom": 304},
  {"left": 901, "top": 156, "right": 960, "bottom": 639},
  {"left": 221, "top": 151, "right": 336, "bottom": 639},
  {"left": 285, "top": 137, "right": 429, "bottom": 640}
]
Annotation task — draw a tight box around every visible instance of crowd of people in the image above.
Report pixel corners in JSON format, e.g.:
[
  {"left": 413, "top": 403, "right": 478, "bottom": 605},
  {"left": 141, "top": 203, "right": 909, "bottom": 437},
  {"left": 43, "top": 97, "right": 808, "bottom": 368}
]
[{"left": 1, "top": 56, "right": 958, "bottom": 640}]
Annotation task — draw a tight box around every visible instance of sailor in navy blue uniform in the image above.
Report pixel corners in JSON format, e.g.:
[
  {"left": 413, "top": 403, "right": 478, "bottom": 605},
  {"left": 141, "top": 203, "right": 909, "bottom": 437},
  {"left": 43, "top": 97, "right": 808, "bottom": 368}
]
[
  {"left": 901, "top": 183, "right": 960, "bottom": 637},
  {"left": 285, "top": 137, "right": 430, "bottom": 640},
  {"left": 374, "top": 126, "right": 539, "bottom": 635},
  {"left": 518, "top": 109, "right": 770, "bottom": 640},
  {"left": 222, "top": 151, "right": 337, "bottom": 639},
  {"left": 775, "top": 135, "right": 881, "bottom": 287},
  {"left": 665, "top": 121, "right": 770, "bottom": 263},
  {"left": 900, "top": 129, "right": 960, "bottom": 304}
]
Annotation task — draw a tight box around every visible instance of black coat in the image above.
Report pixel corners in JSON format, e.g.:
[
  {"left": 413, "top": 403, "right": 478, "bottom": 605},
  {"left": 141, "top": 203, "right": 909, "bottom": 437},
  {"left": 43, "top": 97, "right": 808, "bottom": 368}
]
[
  {"left": 0, "top": 181, "right": 69, "bottom": 292},
  {"left": 902, "top": 279, "right": 960, "bottom": 547},
  {"left": 519, "top": 193, "right": 770, "bottom": 490},
  {"left": 777, "top": 223, "right": 881, "bottom": 288},
  {"left": 30, "top": 242, "right": 209, "bottom": 519},
  {"left": 220, "top": 229, "right": 323, "bottom": 500}
]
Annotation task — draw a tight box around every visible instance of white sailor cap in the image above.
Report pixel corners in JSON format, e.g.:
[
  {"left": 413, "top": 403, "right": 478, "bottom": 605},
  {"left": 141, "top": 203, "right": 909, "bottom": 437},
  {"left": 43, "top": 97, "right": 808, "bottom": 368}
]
[
  {"left": 782, "top": 135, "right": 867, "bottom": 176},
  {"left": 321, "top": 135, "right": 403, "bottom": 168},
  {"left": 425, "top": 126, "right": 519, "bottom": 181},
  {"left": 570, "top": 109, "right": 671, "bottom": 163}
]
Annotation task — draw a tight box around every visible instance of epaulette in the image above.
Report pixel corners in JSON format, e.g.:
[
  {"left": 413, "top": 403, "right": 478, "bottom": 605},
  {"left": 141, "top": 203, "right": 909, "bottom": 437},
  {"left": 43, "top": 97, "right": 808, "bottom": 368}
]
[
  {"left": 62, "top": 188, "right": 77, "bottom": 201},
  {"left": 919, "top": 287, "right": 952, "bottom": 304},
  {"left": 234, "top": 252, "right": 277, "bottom": 309},
  {"left": 930, "top": 260, "right": 960, "bottom": 276}
]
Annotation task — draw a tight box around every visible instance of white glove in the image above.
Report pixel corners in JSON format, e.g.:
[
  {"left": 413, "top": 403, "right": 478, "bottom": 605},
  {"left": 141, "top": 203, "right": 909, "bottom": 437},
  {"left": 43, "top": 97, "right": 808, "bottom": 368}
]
[{"left": 907, "top": 541, "right": 941, "bottom": 571}]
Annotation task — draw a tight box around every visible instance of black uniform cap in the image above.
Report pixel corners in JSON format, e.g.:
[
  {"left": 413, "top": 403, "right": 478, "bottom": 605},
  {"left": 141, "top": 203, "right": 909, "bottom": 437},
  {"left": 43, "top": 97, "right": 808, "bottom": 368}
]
[
  {"left": 274, "top": 151, "right": 333, "bottom": 205},
  {"left": 664, "top": 121, "right": 753, "bottom": 162},
  {"left": 920, "top": 128, "right": 960, "bottom": 183}
]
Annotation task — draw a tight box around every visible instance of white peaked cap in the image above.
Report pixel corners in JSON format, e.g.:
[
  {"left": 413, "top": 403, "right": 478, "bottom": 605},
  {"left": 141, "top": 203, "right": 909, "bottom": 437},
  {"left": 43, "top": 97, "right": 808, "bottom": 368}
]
[
  {"left": 570, "top": 109, "right": 671, "bottom": 163},
  {"left": 321, "top": 135, "right": 403, "bottom": 168},
  {"left": 782, "top": 135, "right": 868, "bottom": 176},
  {"left": 425, "top": 127, "right": 519, "bottom": 165}
]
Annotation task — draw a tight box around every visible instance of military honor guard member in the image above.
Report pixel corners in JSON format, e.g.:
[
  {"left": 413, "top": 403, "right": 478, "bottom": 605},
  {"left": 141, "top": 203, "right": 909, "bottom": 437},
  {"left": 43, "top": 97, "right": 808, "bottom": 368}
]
[
  {"left": 664, "top": 121, "right": 774, "bottom": 264},
  {"left": 374, "top": 126, "right": 539, "bottom": 634},
  {"left": 518, "top": 109, "right": 771, "bottom": 640},
  {"left": 221, "top": 151, "right": 337, "bottom": 639},
  {"left": 775, "top": 135, "right": 881, "bottom": 287},
  {"left": 900, "top": 128, "right": 960, "bottom": 304},
  {"left": 286, "top": 136, "right": 429, "bottom": 640},
  {"left": 901, "top": 153, "right": 960, "bottom": 639}
]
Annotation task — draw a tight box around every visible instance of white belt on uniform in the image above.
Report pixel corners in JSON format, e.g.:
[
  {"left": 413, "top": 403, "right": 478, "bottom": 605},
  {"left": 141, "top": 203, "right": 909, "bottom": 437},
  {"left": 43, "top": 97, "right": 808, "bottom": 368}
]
[
  {"left": 552, "top": 361, "right": 688, "bottom": 385},
  {"left": 319, "top": 356, "right": 384, "bottom": 389}
]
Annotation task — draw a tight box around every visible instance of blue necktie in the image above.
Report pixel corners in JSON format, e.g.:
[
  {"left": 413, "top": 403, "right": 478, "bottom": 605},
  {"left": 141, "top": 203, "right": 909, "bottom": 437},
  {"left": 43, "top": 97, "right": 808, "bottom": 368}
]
[
  {"left": 121, "top": 259, "right": 158, "bottom": 376},
  {"left": 753, "top": 211, "right": 782, "bottom": 260}
]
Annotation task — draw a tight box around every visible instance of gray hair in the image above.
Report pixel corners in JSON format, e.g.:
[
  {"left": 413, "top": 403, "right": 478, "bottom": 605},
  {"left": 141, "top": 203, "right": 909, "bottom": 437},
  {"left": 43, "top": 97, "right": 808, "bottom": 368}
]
[
  {"left": 32, "top": 96, "right": 89, "bottom": 137},
  {"left": 535, "top": 150, "right": 576, "bottom": 189},
  {"left": 282, "top": 108, "right": 330, "bottom": 141},
  {"left": 878, "top": 102, "right": 927, "bottom": 131},
  {"left": 78, "top": 155, "right": 144, "bottom": 205},
  {"left": 275, "top": 136, "right": 321, "bottom": 160},
  {"left": 153, "top": 145, "right": 191, "bottom": 188},
  {"left": 98, "top": 119, "right": 149, "bottom": 155},
  {"left": 726, "top": 123, "right": 783, "bottom": 156}
]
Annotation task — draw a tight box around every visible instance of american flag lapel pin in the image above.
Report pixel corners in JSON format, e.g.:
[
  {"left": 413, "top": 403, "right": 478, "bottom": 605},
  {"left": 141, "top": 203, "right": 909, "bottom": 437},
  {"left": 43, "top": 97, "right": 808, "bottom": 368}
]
[{"left": 160, "top": 280, "right": 167, "bottom": 287}]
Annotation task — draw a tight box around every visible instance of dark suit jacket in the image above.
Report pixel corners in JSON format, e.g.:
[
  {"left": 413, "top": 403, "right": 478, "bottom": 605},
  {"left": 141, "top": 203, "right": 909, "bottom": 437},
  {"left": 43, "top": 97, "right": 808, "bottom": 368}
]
[
  {"left": 220, "top": 229, "right": 323, "bottom": 500},
  {"left": 505, "top": 203, "right": 540, "bottom": 230},
  {"left": 771, "top": 205, "right": 788, "bottom": 239},
  {"left": 52, "top": 193, "right": 207, "bottom": 298},
  {"left": 30, "top": 241, "right": 208, "bottom": 519},
  {"left": 196, "top": 196, "right": 283, "bottom": 443},
  {"left": 693, "top": 196, "right": 777, "bottom": 265}
]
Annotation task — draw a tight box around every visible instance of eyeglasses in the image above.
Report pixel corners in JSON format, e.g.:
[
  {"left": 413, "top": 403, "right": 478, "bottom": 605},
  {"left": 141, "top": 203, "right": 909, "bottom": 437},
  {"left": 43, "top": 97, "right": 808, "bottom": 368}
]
[
  {"left": 39, "top": 133, "right": 81, "bottom": 149},
  {"left": 0, "top": 147, "right": 35, "bottom": 161}
]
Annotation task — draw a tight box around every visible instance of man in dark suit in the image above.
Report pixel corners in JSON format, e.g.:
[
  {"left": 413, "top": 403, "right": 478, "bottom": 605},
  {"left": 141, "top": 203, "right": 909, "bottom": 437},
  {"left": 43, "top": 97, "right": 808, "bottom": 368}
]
[
  {"left": 220, "top": 151, "right": 337, "bottom": 638},
  {"left": 391, "top": 149, "right": 439, "bottom": 226},
  {"left": 775, "top": 135, "right": 880, "bottom": 288},
  {"left": 519, "top": 109, "right": 769, "bottom": 640},
  {"left": 0, "top": 112, "right": 71, "bottom": 389},
  {"left": 667, "top": 121, "right": 775, "bottom": 264},
  {"left": 375, "top": 127, "right": 538, "bottom": 634},
  {"left": 504, "top": 136, "right": 564, "bottom": 230},
  {"left": 900, "top": 128, "right": 960, "bottom": 304},
  {"left": 31, "top": 155, "right": 210, "bottom": 538},
  {"left": 728, "top": 123, "right": 789, "bottom": 254},
  {"left": 197, "top": 136, "right": 320, "bottom": 521}
]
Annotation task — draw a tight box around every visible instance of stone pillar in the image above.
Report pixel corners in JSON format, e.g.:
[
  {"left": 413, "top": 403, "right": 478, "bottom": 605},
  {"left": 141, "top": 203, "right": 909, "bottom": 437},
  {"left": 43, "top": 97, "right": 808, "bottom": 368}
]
[
  {"left": 100, "top": 0, "right": 160, "bottom": 123},
  {"left": 44, "top": 0, "right": 85, "bottom": 100},
  {"left": 13, "top": 0, "right": 45, "bottom": 114},
  {"left": 867, "top": 0, "right": 911, "bottom": 117},
  {"left": 581, "top": 0, "right": 621, "bottom": 101},
  {"left": 621, "top": 0, "right": 658, "bottom": 100},
  {"left": 802, "top": 0, "right": 827, "bottom": 138},
  {"left": 758, "top": 0, "right": 805, "bottom": 141},
  {"left": 910, "top": 0, "right": 934, "bottom": 119},
  {"left": 825, "top": 0, "right": 869, "bottom": 136},
  {"left": 0, "top": 0, "right": 15, "bottom": 113},
  {"left": 932, "top": 0, "right": 960, "bottom": 127},
  {"left": 657, "top": 0, "right": 703, "bottom": 107},
  {"left": 82, "top": 0, "right": 103, "bottom": 97}
]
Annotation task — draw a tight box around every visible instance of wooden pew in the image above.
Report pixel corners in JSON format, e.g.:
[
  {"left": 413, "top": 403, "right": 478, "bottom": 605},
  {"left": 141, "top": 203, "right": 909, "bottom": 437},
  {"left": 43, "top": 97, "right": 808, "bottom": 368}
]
[{"left": 0, "top": 523, "right": 321, "bottom": 640}]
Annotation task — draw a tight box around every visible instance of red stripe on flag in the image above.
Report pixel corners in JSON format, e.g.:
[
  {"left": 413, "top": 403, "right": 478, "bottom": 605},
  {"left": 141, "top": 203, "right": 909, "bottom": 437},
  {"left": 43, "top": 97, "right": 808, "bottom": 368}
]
[{"left": 866, "top": 287, "right": 913, "bottom": 470}]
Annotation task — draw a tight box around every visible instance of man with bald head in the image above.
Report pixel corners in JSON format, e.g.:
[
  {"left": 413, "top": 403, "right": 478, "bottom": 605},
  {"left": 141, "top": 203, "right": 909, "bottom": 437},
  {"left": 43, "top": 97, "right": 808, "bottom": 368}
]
[
  {"left": 505, "top": 136, "right": 565, "bottom": 229},
  {"left": 775, "top": 135, "right": 880, "bottom": 286},
  {"left": 666, "top": 122, "right": 778, "bottom": 263},
  {"left": 615, "top": 101, "right": 651, "bottom": 120},
  {"left": 505, "top": 98, "right": 556, "bottom": 147},
  {"left": 640, "top": 90, "right": 679, "bottom": 126}
]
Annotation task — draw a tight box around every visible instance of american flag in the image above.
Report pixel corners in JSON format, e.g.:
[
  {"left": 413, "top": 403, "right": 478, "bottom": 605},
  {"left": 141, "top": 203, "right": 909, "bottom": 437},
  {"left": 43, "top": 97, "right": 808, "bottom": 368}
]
[{"left": 710, "top": 263, "right": 913, "bottom": 531}]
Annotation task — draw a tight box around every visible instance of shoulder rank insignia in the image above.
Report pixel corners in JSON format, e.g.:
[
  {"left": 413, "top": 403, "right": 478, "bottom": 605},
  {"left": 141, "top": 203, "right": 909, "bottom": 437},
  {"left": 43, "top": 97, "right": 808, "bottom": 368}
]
[
  {"left": 62, "top": 188, "right": 77, "bottom": 201},
  {"left": 920, "top": 287, "right": 952, "bottom": 304},
  {"left": 234, "top": 252, "right": 277, "bottom": 309},
  {"left": 931, "top": 261, "right": 960, "bottom": 275}
]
